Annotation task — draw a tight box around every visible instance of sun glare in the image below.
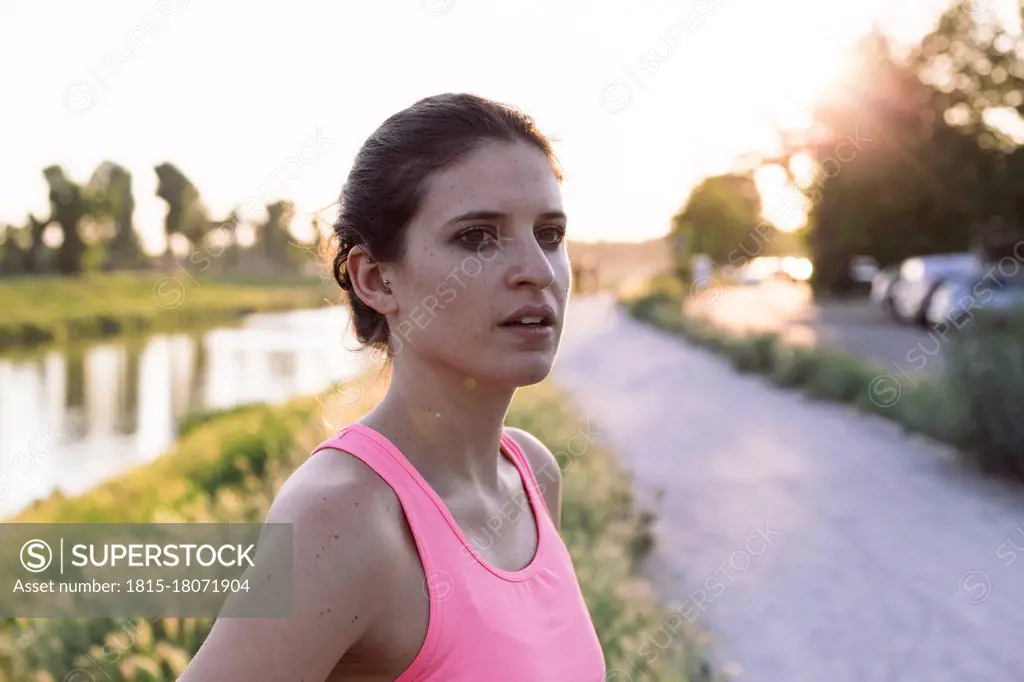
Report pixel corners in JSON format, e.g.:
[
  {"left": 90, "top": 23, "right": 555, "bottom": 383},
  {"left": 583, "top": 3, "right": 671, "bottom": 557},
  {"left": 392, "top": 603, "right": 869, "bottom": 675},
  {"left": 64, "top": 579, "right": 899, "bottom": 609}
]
[
  {"left": 755, "top": 164, "right": 808, "bottom": 233},
  {"left": 686, "top": 0, "right": 892, "bottom": 234}
]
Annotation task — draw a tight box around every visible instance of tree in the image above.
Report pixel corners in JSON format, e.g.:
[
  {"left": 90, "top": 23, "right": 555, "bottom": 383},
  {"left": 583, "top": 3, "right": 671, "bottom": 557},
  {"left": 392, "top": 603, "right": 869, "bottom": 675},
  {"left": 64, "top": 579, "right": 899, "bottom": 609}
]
[
  {"left": 18, "top": 214, "right": 50, "bottom": 274},
  {"left": 204, "top": 207, "right": 244, "bottom": 273},
  {"left": 912, "top": 5, "right": 1024, "bottom": 150},
  {"left": 256, "top": 200, "right": 295, "bottom": 268},
  {"left": 43, "top": 165, "right": 89, "bottom": 275},
  {"left": 291, "top": 215, "right": 329, "bottom": 276},
  {"left": 670, "top": 172, "right": 765, "bottom": 271},
  {"left": 769, "top": 19, "right": 1021, "bottom": 292},
  {"left": 154, "top": 162, "right": 210, "bottom": 261},
  {"left": 910, "top": 2, "right": 1024, "bottom": 252},
  {"left": 87, "top": 161, "right": 146, "bottom": 269},
  {"left": 0, "top": 224, "right": 27, "bottom": 276}
]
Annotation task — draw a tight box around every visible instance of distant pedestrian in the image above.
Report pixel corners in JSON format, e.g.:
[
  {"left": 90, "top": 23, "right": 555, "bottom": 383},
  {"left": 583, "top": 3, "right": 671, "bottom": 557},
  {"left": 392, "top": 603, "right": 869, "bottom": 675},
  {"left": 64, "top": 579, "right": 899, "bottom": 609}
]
[
  {"left": 586, "top": 255, "right": 599, "bottom": 292},
  {"left": 577, "top": 250, "right": 598, "bottom": 290},
  {"left": 692, "top": 254, "right": 711, "bottom": 289}
]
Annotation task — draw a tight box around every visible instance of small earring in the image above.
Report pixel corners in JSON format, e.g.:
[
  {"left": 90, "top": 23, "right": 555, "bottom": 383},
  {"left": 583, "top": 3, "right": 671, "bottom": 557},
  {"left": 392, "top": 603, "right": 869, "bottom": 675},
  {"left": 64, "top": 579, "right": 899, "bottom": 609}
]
[{"left": 382, "top": 279, "right": 392, "bottom": 294}]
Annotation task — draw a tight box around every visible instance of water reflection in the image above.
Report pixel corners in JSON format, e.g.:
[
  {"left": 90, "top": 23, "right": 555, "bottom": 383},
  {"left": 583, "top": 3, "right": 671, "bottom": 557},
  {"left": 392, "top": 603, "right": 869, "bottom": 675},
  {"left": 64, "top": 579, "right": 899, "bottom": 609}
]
[{"left": 0, "top": 306, "right": 364, "bottom": 518}]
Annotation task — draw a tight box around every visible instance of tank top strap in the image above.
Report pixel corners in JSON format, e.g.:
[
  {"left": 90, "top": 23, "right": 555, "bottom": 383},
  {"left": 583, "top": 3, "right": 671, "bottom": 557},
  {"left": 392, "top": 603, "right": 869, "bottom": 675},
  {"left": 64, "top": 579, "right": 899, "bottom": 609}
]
[
  {"left": 498, "top": 429, "right": 555, "bottom": 528},
  {"left": 310, "top": 424, "right": 428, "bottom": 499}
]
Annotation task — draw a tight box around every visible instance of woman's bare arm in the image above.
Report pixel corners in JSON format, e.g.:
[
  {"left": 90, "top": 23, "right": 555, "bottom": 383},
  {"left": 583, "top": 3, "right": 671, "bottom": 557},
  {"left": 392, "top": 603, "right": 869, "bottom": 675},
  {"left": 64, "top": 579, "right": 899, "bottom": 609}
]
[{"left": 178, "top": 459, "right": 395, "bottom": 681}]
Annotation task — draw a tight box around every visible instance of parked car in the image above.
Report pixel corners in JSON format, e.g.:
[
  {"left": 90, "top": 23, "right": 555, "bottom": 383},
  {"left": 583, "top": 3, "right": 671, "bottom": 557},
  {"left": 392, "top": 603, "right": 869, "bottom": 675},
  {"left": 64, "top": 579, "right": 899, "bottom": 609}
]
[
  {"left": 735, "top": 256, "right": 781, "bottom": 284},
  {"left": 849, "top": 255, "right": 880, "bottom": 294},
  {"left": 926, "top": 269, "right": 1024, "bottom": 328},
  {"left": 870, "top": 264, "right": 901, "bottom": 316},
  {"left": 891, "top": 253, "right": 983, "bottom": 326},
  {"left": 781, "top": 256, "right": 813, "bottom": 281}
]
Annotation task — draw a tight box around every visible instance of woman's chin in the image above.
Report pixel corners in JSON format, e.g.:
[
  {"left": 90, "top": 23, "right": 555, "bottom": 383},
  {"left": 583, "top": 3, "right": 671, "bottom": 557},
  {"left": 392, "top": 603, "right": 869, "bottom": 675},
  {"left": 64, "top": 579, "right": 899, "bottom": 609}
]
[
  {"left": 504, "top": 357, "right": 556, "bottom": 387},
  {"left": 453, "top": 349, "right": 557, "bottom": 389}
]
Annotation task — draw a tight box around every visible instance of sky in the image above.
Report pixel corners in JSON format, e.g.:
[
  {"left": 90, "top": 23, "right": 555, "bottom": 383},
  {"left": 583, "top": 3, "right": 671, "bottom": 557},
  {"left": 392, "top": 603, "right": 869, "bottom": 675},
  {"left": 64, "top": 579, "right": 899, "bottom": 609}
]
[{"left": 0, "top": 0, "right": 1006, "bottom": 253}]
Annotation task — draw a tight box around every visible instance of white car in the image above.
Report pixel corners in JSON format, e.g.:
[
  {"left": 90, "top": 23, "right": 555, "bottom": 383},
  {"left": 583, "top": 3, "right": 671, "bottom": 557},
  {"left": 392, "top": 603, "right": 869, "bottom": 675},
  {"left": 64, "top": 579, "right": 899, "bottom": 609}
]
[
  {"left": 891, "top": 253, "right": 983, "bottom": 326},
  {"left": 927, "top": 270, "right": 1024, "bottom": 328},
  {"left": 850, "top": 255, "right": 880, "bottom": 285},
  {"left": 735, "top": 256, "right": 783, "bottom": 284},
  {"left": 870, "top": 264, "right": 901, "bottom": 316}
]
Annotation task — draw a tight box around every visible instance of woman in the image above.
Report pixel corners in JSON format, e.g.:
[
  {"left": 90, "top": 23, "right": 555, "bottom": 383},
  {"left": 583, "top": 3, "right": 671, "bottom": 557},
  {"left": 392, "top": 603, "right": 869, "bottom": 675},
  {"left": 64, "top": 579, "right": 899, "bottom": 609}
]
[{"left": 179, "top": 93, "right": 607, "bottom": 680}]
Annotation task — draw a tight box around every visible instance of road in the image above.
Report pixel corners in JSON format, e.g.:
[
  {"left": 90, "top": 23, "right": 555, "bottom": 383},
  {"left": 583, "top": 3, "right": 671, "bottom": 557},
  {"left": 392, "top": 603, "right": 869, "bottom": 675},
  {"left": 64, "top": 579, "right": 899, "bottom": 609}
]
[
  {"left": 685, "top": 281, "right": 945, "bottom": 376},
  {"left": 551, "top": 293, "right": 1024, "bottom": 682}
]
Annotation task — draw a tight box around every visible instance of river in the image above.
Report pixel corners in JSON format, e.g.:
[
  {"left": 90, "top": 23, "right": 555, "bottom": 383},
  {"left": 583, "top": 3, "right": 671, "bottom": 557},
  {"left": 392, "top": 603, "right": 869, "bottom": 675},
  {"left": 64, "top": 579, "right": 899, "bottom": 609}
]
[{"left": 0, "top": 306, "right": 367, "bottom": 519}]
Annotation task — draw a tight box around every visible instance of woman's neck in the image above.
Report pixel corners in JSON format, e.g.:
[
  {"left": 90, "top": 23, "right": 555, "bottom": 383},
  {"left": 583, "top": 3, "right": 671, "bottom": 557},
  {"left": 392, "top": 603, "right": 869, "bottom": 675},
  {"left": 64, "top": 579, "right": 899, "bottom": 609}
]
[{"left": 359, "top": 355, "right": 515, "bottom": 492}]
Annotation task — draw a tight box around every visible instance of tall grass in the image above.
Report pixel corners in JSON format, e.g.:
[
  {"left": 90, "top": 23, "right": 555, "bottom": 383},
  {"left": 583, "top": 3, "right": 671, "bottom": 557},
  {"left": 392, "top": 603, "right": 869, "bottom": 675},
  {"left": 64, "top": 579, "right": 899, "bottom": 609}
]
[
  {"left": 944, "top": 310, "right": 1024, "bottom": 477},
  {"left": 1, "top": 377, "right": 720, "bottom": 681}
]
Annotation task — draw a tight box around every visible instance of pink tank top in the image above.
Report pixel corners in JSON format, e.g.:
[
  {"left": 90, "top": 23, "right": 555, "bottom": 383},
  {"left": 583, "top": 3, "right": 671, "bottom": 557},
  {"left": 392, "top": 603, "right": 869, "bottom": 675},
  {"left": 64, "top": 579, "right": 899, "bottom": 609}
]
[{"left": 310, "top": 423, "right": 607, "bottom": 681}]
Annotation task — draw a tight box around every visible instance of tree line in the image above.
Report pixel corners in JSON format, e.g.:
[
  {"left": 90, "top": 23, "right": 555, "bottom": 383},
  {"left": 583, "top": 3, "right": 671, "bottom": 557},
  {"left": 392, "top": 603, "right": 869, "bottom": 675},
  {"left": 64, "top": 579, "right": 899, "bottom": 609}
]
[
  {"left": 0, "top": 161, "right": 322, "bottom": 277},
  {"left": 671, "top": 2, "right": 1024, "bottom": 293}
]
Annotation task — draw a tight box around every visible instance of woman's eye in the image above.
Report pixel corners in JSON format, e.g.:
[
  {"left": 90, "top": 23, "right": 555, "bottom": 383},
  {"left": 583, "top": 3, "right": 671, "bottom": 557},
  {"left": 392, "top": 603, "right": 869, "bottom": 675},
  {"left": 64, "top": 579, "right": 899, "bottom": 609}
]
[
  {"left": 537, "top": 225, "right": 566, "bottom": 247},
  {"left": 458, "top": 227, "right": 498, "bottom": 249}
]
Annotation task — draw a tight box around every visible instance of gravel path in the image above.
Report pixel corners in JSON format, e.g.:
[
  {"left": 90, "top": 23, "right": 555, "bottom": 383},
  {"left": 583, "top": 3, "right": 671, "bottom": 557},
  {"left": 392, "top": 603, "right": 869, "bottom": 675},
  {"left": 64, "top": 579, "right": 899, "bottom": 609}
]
[{"left": 550, "top": 294, "right": 1024, "bottom": 682}]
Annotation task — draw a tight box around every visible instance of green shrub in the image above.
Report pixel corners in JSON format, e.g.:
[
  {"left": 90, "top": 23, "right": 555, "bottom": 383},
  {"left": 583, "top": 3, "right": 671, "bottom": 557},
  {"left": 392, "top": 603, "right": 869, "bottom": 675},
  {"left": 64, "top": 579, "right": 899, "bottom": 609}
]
[
  {"left": 723, "top": 336, "right": 756, "bottom": 372},
  {"left": 944, "top": 310, "right": 1024, "bottom": 477},
  {"left": 885, "top": 378, "right": 959, "bottom": 442},
  {"left": 620, "top": 272, "right": 687, "bottom": 314},
  {"left": 799, "top": 347, "right": 874, "bottom": 403},
  {"left": 685, "top": 319, "right": 733, "bottom": 353},
  {"left": 726, "top": 332, "right": 779, "bottom": 374},
  {"left": 769, "top": 343, "right": 820, "bottom": 388},
  {"left": 171, "top": 404, "right": 299, "bottom": 498},
  {"left": 176, "top": 403, "right": 264, "bottom": 438},
  {"left": 630, "top": 291, "right": 682, "bottom": 325}
]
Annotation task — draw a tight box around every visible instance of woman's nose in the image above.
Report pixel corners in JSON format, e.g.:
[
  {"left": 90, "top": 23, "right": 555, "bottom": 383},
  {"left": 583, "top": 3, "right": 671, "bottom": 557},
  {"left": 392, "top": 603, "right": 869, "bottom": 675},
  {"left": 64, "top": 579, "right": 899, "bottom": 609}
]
[{"left": 504, "top": 236, "right": 556, "bottom": 290}]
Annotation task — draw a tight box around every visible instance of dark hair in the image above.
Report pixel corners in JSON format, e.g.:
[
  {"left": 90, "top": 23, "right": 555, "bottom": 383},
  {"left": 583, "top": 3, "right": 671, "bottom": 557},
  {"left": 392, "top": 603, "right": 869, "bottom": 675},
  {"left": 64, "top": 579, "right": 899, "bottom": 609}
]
[{"left": 331, "top": 92, "right": 563, "bottom": 354}]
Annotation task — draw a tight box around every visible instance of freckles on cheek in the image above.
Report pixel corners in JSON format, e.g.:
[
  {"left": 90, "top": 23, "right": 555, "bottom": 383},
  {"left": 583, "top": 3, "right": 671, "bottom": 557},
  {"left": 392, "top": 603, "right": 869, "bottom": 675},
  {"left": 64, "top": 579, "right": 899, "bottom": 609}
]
[{"left": 407, "top": 263, "right": 466, "bottom": 326}]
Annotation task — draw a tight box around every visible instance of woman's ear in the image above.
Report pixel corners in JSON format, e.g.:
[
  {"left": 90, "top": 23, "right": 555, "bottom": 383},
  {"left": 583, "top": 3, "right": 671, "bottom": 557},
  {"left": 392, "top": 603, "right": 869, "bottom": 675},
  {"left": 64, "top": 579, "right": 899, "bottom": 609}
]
[{"left": 347, "top": 245, "right": 397, "bottom": 315}]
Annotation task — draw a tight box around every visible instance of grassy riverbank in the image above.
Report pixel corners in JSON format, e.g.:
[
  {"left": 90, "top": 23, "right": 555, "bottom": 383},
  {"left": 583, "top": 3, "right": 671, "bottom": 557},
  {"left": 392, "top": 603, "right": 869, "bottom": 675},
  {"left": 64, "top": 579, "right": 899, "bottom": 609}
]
[
  {"left": 1, "top": 374, "right": 720, "bottom": 681},
  {"left": 0, "top": 272, "right": 336, "bottom": 351}
]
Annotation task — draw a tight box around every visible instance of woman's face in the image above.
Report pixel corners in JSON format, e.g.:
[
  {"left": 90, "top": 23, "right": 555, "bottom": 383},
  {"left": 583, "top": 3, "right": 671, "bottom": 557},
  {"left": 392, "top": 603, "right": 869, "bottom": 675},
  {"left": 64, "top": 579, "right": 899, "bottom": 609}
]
[{"left": 387, "top": 140, "right": 570, "bottom": 387}]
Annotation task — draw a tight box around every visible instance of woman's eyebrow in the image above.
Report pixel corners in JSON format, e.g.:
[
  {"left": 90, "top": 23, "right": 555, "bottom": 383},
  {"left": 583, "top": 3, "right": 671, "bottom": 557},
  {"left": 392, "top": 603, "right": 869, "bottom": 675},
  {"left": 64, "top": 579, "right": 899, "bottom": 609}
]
[
  {"left": 445, "top": 209, "right": 567, "bottom": 224},
  {"left": 537, "top": 211, "right": 567, "bottom": 222},
  {"left": 447, "top": 210, "right": 506, "bottom": 224}
]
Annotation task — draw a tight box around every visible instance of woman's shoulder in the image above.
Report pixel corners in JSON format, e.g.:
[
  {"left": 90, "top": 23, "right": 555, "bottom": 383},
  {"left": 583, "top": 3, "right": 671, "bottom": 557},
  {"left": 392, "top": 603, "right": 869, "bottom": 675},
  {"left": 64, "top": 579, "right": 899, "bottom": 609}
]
[
  {"left": 266, "top": 444, "right": 407, "bottom": 566},
  {"left": 503, "top": 426, "right": 561, "bottom": 483},
  {"left": 503, "top": 426, "right": 564, "bottom": 526},
  {"left": 276, "top": 441, "right": 399, "bottom": 509},
  {"left": 174, "top": 448, "right": 406, "bottom": 681}
]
